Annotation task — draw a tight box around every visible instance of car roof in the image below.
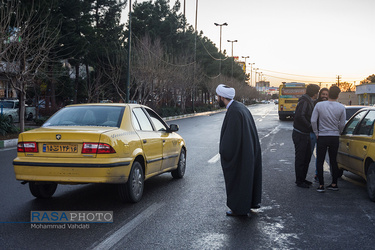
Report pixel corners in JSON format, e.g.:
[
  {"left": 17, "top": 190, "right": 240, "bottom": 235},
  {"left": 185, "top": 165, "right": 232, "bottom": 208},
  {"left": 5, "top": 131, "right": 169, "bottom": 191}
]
[
  {"left": 344, "top": 105, "right": 370, "bottom": 108},
  {"left": 65, "top": 103, "right": 145, "bottom": 108}
]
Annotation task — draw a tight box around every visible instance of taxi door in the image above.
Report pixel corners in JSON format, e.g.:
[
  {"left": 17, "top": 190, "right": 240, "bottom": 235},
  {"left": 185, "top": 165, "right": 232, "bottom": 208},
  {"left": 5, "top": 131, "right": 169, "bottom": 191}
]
[
  {"left": 143, "top": 108, "right": 180, "bottom": 171},
  {"left": 348, "top": 110, "right": 375, "bottom": 177},
  {"left": 338, "top": 110, "right": 367, "bottom": 173},
  {"left": 132, "top": 108, "right": 163, "bottom": 175}
]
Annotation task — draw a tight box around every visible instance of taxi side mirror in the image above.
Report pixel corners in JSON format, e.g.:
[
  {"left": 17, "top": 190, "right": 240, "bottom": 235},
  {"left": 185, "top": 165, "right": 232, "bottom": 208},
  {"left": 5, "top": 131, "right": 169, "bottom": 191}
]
[{"left": 168, "top": 124, "right": 179, "bottom": 132}]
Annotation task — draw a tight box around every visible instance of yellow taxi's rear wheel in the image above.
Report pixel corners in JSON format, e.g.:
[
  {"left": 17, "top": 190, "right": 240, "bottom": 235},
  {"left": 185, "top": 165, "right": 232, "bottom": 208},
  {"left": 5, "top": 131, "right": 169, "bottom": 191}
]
[
  {"left": 366, "top": 163, "right": 375, "bottom": 202},
  {"left": 118, "top": 161, "right": 144, "bottom": 203},
  {"left": 171, "top": 148, "right": 186, "bottom": 179},
  {"left": 29, "top": 182, "right": 58, "bottom": 199}
]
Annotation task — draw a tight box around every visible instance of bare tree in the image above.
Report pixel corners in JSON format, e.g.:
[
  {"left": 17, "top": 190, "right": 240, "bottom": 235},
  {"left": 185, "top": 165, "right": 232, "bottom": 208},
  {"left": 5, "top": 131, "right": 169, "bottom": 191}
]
[
  {"left": 100, "top": 43, "right": 127, "bottom": 102},
  {"left": 131, "top": 35, "right": 166, "bottom": 106},
  {"left": 0, "top": 0, "right": 60, "bottom": 131}
]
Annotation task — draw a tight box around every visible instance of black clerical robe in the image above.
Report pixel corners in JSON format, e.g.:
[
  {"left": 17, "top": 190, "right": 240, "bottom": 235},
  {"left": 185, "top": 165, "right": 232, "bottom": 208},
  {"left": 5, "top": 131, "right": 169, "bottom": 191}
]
[{"left": 220, "top": 101, "right": 262, "bottom": 214}]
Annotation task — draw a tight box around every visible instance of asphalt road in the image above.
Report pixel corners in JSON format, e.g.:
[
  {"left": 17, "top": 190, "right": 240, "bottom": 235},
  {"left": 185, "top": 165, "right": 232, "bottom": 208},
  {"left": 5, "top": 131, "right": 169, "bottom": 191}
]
[{"left": 1, "top": 103, "right": 375, "bottom": 249}]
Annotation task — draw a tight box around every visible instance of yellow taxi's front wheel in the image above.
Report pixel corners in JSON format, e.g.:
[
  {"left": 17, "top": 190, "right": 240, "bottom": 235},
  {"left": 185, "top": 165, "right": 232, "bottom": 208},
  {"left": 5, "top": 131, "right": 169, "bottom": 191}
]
[
  {"left": 29, "top": 182, "right": 58, "bottom": 199},
  {"left": 118, "top": 161, "right": 144, "bottom": 203},
  {"left": 171, "top": 148, "right": 186, "bottom": 179},
  {"left": 367, "top": 163, "right": 375, "bottom": 202}
]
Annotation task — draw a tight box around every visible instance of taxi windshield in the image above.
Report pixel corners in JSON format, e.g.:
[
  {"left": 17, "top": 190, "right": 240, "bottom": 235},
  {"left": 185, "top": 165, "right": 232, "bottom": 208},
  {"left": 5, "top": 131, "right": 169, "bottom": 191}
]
[{"left": 42, "top": 106, "right": 125, "bottom": 127}]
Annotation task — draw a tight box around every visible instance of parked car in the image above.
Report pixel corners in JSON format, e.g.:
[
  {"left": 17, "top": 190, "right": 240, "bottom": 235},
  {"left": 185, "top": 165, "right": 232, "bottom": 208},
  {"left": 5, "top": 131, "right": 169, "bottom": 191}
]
[
  {"left": 0, "top": 99, "right": 36, "bottom": 122},
  {"left": 337, "top": 107, "right": 375, "bottom": 201},
  {"left": 345, "top": 105, "right": 369, "bottom": 122},
  {"left": 13, "top": 103, "right": 187, "bottom": 203}
]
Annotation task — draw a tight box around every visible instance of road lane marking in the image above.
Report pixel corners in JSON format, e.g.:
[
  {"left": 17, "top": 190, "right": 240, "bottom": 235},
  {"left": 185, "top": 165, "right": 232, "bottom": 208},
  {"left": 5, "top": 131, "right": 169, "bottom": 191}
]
[
  {"left": 92, "top": 202, "right": 164, "bottom": 250},
  {"left": 208, "top": 153, "right": 220, "bottom": 164}
]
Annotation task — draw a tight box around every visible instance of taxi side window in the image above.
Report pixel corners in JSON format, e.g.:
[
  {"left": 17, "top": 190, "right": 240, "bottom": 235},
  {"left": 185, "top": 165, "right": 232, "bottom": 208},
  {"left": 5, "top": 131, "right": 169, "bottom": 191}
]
[
  {"left": 355, "top": 110, "right": 375, "bottom": 136},
  {"left": 132, "top": 108, "right": 153, "bottom": 131},
  {"left": 343, "top": 110, "right": 367, "bottom": 135},
  {"left": 144, "top": 108, "right": 167, "bottom": 131}
]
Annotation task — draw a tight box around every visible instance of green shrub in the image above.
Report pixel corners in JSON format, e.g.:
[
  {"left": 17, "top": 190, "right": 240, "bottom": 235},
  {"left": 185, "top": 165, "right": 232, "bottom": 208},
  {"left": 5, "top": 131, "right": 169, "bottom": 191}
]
[
  {"left": 0, "top": 115, "right": 19, "bottom": 136},
  {"left": 34, "top": 116, "right": 49, "bottom": 126},
  {"left": 160, "top": 107, "right": 183, "bottom": 117}
]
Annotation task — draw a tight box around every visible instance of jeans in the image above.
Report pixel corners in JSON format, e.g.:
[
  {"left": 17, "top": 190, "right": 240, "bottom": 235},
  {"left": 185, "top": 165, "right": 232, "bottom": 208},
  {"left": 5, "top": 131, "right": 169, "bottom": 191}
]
[
  {"left": 316, "top": 136, "right": 339, "bottom": 186},
  {"left": 310, "top": 132, "right": 318, "bottom": 177}
]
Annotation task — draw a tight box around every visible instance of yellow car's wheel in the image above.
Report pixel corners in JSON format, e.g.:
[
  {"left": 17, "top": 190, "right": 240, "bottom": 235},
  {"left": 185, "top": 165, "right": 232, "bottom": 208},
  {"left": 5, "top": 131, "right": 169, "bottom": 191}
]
[
  {"left": 367, "top": 163, "right": 375, "bottom": 202},
  {"left": 29, "top": 182, "right": 57, "bottom": 199},
  {"left": 118, "top": 161, "right": 144, "bottom": 203},
  {"left": 171, "top": 148, "right": 186, "bottom": 179}
]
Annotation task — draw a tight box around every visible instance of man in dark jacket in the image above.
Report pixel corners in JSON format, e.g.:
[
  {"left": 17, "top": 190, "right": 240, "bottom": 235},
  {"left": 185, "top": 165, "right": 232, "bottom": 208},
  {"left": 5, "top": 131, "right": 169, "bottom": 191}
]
[
  {"left": 292, "top": 84, "right": 320, "bottom": 188},
  {"left": 216, "top": 84, "right": 262, "bottom": 217}
]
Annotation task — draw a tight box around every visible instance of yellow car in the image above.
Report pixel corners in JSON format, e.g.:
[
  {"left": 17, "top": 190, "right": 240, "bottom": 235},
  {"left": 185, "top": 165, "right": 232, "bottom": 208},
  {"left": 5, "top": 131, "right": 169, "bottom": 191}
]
[
  {"left": 13, "top": 103, "right": 186, "bottom": 203},
  {"left": 337, "top": 107, "right": 375, "bottom": 201}
]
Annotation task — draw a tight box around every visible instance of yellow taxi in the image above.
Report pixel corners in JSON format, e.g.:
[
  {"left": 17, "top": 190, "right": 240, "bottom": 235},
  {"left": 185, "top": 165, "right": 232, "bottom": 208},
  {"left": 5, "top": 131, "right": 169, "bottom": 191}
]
[
  {"left": 337, "top": 107, "right": 375, "bottom": 201},
  {"left": 13, "top": 103, "right": 186, "bottom": 203}
]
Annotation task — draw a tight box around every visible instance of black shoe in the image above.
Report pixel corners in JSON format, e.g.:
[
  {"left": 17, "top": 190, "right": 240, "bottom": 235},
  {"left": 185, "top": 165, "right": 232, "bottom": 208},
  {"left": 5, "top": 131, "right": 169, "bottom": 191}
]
[
  {"left": 317, "top": 185, "right": 325, "bottom": 193},
  {"left": 327, "top": 184, "right": 339, "bottom": 191},
  {"left": 226, "top": 210, "right": 250, "bottom": 217},
  {"left": 251, "top": 204, "right": 261, "bottom": 209},
  {"left": 304, "top": 180, "right": 313, "bottom": 185},
  {"left": 296, "top": 182, "right": 310, "bottom": 188}
]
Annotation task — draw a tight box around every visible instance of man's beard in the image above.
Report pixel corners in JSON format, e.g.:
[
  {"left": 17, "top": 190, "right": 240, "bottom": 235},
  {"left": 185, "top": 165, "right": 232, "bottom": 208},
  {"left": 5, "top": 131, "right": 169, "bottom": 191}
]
[{"left": 218, "top": 98, "right": 225, "bottom": 107}]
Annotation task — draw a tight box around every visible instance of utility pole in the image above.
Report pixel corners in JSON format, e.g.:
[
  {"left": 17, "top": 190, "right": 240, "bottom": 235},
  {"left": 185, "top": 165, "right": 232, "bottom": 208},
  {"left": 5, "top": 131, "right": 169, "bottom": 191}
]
[
  {"left": 337, "top": 75, "right": 341, "bottom": 89},
  {"left": 126, "top": 0, "right": 132, "bottom": 103},
  {"left": 192, "top": 0, "right": 198, "bottom": 112}
]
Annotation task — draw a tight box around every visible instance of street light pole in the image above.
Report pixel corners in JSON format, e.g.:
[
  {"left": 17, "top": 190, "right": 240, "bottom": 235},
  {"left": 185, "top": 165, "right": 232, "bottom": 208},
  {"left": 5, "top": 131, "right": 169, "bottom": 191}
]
[
  {"left": 227, "top": 39, "right": 238, "bottom": 79},
  {"left": 214, "top": 23, "right": 227, "bottom": 53},
  {"left": 253, "top": 67, "right": 259, "bottom": 87},
  {"left": 227, "top": 39, "right": 237, "bottom": 57},
  {"left": 242, "top": 56, "right": 249, "bottom": 84},
  {"left": 214, "top": 22, "right": 227, "bottom": 75},
  {"left": 249, "top": 63, "right": 254, "bottom": 86}
]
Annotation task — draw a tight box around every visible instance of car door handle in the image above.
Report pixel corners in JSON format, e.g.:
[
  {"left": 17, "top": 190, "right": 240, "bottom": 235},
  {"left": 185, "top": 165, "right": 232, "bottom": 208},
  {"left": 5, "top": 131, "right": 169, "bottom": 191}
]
[{"left": 143, "top": 139, "right": 147, "bottom": 143}]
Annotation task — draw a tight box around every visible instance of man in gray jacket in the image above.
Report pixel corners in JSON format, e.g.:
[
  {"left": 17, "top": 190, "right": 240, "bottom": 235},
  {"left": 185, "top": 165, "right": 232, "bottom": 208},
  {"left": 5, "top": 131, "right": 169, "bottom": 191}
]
[{"left": 311, "top": 85, "right": 346, "bottom": 192}]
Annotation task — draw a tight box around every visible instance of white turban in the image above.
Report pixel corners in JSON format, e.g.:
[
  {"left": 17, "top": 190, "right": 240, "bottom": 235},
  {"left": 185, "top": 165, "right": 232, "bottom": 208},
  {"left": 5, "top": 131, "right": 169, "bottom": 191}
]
[{"left": 216, "top": 84, "right": 235, "bottom": 99}]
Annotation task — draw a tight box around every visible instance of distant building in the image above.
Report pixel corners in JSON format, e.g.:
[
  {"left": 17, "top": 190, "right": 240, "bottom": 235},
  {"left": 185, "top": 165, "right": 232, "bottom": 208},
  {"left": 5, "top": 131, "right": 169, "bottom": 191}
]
[
  {"left": 355, "top": 83, "right": 375, "bottom": 105},
  {"left": 337, "top": 91, "right": 358, "bottom": 105},
  {"left": 256, "top": 81, "right": 270, "bottom": 93}
]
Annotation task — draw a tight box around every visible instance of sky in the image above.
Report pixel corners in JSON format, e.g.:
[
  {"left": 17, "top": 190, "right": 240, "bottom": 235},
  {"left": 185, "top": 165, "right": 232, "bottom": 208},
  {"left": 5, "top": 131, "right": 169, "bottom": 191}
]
[{"left": 121, "top": 0, "right": 375, "bottom": 87}]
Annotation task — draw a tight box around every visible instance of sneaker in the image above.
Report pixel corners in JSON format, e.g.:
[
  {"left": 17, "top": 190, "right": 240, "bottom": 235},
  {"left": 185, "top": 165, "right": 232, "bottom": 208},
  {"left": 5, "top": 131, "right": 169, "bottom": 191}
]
[
  {"left": 317, "top": 186, "right": 325, "bottom": 193},
  {"left": 327, "top": 184, "right": 339, "bottom": 191}
]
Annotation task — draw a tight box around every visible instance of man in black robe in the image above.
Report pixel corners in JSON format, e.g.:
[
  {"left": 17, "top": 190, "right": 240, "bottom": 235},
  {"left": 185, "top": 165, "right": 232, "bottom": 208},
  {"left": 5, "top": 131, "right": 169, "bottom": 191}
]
[{"left": 216, "top": 84, "right": 262, "bottom": 217}]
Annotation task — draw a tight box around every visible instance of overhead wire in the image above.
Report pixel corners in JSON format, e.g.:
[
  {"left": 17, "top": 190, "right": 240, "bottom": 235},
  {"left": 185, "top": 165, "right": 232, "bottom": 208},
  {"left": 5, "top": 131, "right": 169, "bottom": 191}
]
[{"left": 261, "top": 73, "right": 333, "bottom": 84}]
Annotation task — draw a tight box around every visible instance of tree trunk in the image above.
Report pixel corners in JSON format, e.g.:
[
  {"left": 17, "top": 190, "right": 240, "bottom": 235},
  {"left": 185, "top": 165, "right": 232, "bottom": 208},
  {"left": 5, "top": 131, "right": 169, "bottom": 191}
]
[
  {"left": 19, "top": 90, "right": 25, "bottom": 132},
  {"left": 74, "top": 63, "right": 80, "bottom": 103}
]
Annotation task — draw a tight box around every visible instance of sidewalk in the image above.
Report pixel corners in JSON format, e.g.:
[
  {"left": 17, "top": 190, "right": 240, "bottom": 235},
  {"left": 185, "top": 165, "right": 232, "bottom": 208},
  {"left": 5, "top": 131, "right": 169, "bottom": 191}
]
[{"left": 0, "top": 109, "right": 225, "bottom": 149}]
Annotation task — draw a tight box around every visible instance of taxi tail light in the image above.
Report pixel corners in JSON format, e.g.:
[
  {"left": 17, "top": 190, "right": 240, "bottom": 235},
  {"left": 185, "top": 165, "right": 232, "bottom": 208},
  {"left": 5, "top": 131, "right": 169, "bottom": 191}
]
[
  {"left": 17, "top": 142, "right": 38, "bottom": 153},
  {"left": 82, "top": 143, "right": 116, "bottom": 154},
  {"left": 280, "top": 105, "right": 284, "bottom": 111}
]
